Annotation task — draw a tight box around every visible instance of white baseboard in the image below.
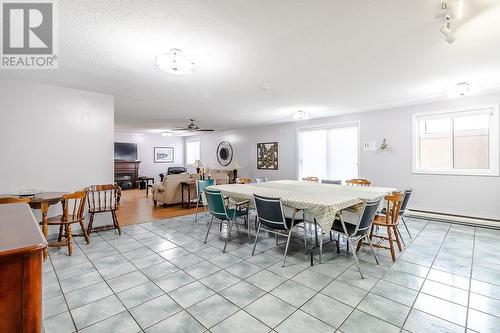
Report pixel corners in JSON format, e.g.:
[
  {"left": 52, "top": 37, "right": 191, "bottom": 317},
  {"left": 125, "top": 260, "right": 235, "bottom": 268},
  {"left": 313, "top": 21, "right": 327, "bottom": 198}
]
[{"left": 408, "top": 210, "right": 500, "bottom": 229}]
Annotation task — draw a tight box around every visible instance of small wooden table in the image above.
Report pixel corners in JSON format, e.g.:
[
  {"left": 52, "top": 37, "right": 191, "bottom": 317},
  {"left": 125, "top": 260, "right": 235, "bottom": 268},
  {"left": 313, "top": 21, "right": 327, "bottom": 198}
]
[
  {"left": 27, "top": 192, "right": 65, "bottom": 260},
  {"left": 138, "top": 176, "right": 155, "bottom": 196},
  {"left": 181, "top": 181, "right": 197, "bottom": 208}
]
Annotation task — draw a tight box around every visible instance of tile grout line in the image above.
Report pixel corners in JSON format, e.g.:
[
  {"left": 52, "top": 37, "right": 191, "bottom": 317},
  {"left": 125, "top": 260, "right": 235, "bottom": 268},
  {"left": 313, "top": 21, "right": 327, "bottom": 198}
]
[
  {"left": 464, "top": 226, "right": 477, "bottom": 332},
  {"left": 399, "top": 221, "right": 458, "bottom": 331}
]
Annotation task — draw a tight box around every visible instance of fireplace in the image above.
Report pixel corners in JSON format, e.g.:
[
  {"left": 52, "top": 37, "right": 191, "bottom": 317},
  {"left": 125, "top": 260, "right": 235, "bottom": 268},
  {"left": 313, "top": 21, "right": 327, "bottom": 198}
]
[{"left": 114, "top": 160, "right": 141, "bottom": 189}]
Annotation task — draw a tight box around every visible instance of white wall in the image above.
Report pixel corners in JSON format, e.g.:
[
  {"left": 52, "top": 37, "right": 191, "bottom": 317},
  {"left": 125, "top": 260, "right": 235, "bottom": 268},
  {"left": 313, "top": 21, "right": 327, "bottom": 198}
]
[
  {"left": 114, "top": 131, "right": 185, "bottom": 182},
  {"left": 0, "top": 79, "right": 115, "bottom": 233},
  {"left": 195, "top": 94, "right": 500, "bottom": 220}
]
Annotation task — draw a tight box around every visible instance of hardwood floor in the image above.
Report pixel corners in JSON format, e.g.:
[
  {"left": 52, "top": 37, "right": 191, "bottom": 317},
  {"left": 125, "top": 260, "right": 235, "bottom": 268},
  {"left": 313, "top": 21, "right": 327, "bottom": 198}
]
[{"left": 116, "top": 189, "right": 197, "bottom": 226}]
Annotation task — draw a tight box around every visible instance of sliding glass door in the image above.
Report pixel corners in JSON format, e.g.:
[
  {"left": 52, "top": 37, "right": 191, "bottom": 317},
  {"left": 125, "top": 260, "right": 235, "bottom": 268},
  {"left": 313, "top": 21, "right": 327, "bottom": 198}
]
[{"left": 298, "top": 124, "right": 359, "bottom": 182}]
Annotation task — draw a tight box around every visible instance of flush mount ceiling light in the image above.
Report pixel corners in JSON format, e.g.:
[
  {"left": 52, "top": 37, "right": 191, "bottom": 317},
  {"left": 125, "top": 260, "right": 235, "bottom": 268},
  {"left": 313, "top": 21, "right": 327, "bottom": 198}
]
[
  {"left": 155, "top": 48, "right": 195, "bottom": 75},
  {"left": 292, "top": 110, "right": 310, "bottom": 121},
  {"left": 446, "top": 82, "right": 480, "bottom": 98},
  {"left": 161, "top": 131, "right": 174, "bottom": 137}
]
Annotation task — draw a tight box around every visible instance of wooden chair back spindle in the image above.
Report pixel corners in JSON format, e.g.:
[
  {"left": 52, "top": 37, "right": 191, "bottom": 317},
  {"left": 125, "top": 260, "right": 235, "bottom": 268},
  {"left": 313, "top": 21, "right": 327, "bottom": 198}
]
[
  {"left": 302, "top": 176, "right": 319, "bottom": 183},
  {"left": 346, "top": 178, "right": 371, "bottom": 186}
]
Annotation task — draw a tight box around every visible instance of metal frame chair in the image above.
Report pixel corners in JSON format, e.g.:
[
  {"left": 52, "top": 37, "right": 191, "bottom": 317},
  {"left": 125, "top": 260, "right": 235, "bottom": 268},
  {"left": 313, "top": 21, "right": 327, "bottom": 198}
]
[
  {"left": 330, "top": 197, "right": 382, "bottom": 278},
  {"left": 321, "top": 179, "right": 342, "bottom": 185},
  {"left": 252, "top": 194, "right": 304, "bottom": 267},
  {"left": 399, "top": 189, "right": 413, "bottom": 239},
  {"left": 193, "top": 179, "right": 215, "bottom": 224},
  {"left": 203, "top": 188, "right": 249, "bottom": 252}
]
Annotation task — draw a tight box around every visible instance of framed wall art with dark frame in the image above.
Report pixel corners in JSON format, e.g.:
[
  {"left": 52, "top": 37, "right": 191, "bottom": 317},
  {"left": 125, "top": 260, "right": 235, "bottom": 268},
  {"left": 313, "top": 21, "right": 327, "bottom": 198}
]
[
  {"left": 154, "top": 147, "right": 174, "bottom": 163},
  {"left": 216, "top": 141, "right": 233, "bottom": 166},
  {"left": 257, "top": 142, "right": 278, "bottom": 170}
]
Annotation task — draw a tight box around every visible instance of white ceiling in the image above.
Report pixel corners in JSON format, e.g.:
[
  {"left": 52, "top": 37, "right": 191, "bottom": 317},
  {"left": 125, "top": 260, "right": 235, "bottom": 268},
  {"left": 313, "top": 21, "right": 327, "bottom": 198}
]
[{"left": 3, "top": 0, "right": 500, "bottom": 131}]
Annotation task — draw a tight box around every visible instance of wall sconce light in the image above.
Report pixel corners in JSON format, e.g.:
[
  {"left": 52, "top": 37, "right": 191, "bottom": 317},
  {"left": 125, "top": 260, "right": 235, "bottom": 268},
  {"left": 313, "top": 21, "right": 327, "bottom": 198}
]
[{"left": 380, "top": 138, "right": 389, "bottom": 151}]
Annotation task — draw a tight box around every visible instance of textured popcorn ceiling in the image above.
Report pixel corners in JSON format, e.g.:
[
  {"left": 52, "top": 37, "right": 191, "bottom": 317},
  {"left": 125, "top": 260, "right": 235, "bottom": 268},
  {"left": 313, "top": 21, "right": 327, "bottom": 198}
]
[{"left": 3, "top": 0, "right": 500, "bottom": 131}]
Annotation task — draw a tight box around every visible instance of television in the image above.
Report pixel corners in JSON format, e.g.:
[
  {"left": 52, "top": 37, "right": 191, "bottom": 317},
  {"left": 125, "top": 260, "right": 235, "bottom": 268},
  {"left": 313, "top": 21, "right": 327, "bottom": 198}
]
[{"left": 114, "top": 142, "right": 138, "bottom": 161}]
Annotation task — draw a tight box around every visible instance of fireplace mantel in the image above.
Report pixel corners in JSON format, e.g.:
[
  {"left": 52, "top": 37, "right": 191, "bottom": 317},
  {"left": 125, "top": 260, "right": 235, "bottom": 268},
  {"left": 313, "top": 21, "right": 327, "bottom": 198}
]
[{"left": 114, "top": 160, "right": 141, "bottom": 189}]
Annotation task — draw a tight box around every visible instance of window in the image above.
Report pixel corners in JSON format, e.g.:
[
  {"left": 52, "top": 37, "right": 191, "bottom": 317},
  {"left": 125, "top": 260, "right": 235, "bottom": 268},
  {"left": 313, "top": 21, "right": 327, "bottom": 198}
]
[
  {"left": 412, "top": 106, "right": 499, "bottom": 176},
  {"left": 185, "top": 140, "right": 200, "bottom": 165},
  {"left": 298, "top": 124, "right": 359, "bottom": 181}
]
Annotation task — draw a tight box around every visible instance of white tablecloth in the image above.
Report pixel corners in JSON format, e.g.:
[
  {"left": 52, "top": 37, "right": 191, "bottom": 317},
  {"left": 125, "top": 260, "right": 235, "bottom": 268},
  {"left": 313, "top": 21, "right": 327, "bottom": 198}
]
[{"left": 207, "top": 180, "right": 396, "bottom": 231}]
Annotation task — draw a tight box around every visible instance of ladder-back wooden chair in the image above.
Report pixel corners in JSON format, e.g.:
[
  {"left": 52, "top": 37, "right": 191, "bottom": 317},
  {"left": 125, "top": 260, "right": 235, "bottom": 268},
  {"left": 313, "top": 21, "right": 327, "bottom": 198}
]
[
  {"left": 346, "top": 178, "right": 371, "bottom": 186},
  {"left": 236, "top": 177, "right": 252, "bottom": 184},
  {"left": 0, "top": 197, "right": 30, "bottom": 204},
  {"left": 302, "top": 176, "right": 319, "bottom": 183},
  {"left": 42, "top": 191, "right": 88, "bottom": 255},
  {"left": 86, "top": 184, "right": 121, "bottom": 237},
  {"left": 367, "top": 192, "right": 403, "bottom": 262}
]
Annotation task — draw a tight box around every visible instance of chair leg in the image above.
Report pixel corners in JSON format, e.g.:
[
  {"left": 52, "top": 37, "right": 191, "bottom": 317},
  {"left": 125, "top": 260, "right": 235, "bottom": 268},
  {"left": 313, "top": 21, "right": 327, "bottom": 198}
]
[
  {"left": 112, "top": 210, "right": 121, "bottom": 235},
  {"left": 366, "top": 235, "right": 380, "bottom": 265},
  {"left": 246, "top": 213, "right": 251, "bottom": 241},
  {"left": 66, "top": 224, "right": 73, "bottom": 256},
  {"left": 348, "top": 236, "right": 364, "bottom": 279},
  {"left": 87, "top": 213, "right": 95, "bottom": 238},
  {"left": 57, "top": 224, "right": 64, "bottom": 243},
  {"left": 336, "top": 234, "right": 340, "bottom": 254},
  {"left": 401, "top": 217, "right": 412, "bottom": 239},
  {"left": 396, "top": 226, "right": 406, "bottom": 247},
  {"left": 387, "top": 225, "right": 396, "bottom": 262},
  {"left": 282, "top": 231, "right": 292, "bottom": 267},
  {"left": 193, "top": 200, "right": 200, "bottom": 224},
  {"left": 223, "top": 218, "right": 235, "bottom": 253},
  {"left": 393, "top": 225, "right": 402, "bottom": 251},
  {"left": 314, "top": 220, "right": 319, "bottom": 246},
  {"left": 251, "top": 223, "right": 261, "bottom": 255},
  {"left": 79, "top": 220, "right": 90, "bottom": 244},
  {"left": 204, "top": 216, "right": 214, "bottom": 244}
]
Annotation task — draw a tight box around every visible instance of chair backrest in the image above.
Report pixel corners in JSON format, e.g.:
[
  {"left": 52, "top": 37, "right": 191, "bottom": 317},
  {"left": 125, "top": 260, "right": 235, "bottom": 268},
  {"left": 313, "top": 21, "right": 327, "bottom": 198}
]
[
  {"left": 196, "top": 179, "right": 215, "bottom": 197},
  {"left": 353, "top": 197, "right": 382, "bottom": 237},
  {"left": 321, "top": 179, "right": 342, "bottom": 185},
  {"left": 236, "top": 177, "right": 252, "bottom": 184},
  {"left": 204, "top": 188, "right": 228, "bottom": 218},
  {"left": 302, "top": 176, "right": 319, "bottom": 183},
  {"left": 0, "top": 197, "right": 30, "bottom": 204},
  {"left": 384, "top": 192, "right": 404, "bottom": 225},
  {"left": 87, "top": 184, "right": 120, "bottom": 212},
  {"left": 346, "top": 178, "right": 371, "bottom": 186},
  {"left": 62, "top": 191, "right": 87, "bottom": 222},
  {"left": 253, "top": 194, "right": 288, "bottom": 230},
  {"left": 255, "top": 177, "right": 268, "bottom": 183},
  {"left": 399, "top": 189, "right": 413, "bottom": 216}
]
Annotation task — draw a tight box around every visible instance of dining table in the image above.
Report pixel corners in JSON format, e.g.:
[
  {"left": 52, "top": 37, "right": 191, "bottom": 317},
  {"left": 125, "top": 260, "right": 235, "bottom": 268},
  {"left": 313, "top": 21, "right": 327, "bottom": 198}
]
[{"left": 207, "top": 180, "right": 397, "bottom": 262}]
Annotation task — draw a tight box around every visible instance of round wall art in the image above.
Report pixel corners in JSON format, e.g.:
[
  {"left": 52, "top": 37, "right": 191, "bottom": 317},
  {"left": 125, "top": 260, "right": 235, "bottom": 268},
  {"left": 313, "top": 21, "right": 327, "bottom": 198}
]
[{"left": 216, "top": 141, "right": 233, "bottom": 166}]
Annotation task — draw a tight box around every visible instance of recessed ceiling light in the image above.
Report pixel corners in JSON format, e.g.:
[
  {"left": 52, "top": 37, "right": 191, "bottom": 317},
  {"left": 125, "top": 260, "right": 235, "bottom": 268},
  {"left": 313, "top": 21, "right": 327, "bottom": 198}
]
[
  {"left": 161, "top": 131, "right": 174, "bottom": 137},
  {"left": 446, "top": 82, "right": 480, "bottom": 98},
  {"left": 155, "top": 48, "right": 195, "bottom": 75},
  {"left": 292, "top": 110, "right": 310, "bottom": 121}
]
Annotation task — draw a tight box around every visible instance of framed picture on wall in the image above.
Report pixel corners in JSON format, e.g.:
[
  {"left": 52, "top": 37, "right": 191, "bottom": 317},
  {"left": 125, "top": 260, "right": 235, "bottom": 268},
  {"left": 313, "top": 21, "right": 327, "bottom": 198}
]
[
  {"left": 257, "top": 142, "right": 278, "bottom": 170},
  {"left": 154, "top": 147, "right": 174, "bottom": 163}
]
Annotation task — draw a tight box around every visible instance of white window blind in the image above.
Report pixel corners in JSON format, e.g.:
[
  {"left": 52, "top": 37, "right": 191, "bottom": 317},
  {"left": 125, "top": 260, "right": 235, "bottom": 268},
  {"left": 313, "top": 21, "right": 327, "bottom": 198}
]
[
  {"left": 186, "top": 140, "right": 200, "bottom": 165},
  {"left": 298, "top": 124, "right": 359, "bottom": 182}
]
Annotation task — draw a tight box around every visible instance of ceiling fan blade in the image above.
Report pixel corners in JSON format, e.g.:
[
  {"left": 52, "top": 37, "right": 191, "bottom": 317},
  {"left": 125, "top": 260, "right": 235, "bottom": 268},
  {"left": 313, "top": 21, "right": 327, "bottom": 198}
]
[
  {"left": 196, "top": 129, "right": 215, "bottom": 132},
  {"left": 170, "top": 128, "right": 189, "bottom": 131}
]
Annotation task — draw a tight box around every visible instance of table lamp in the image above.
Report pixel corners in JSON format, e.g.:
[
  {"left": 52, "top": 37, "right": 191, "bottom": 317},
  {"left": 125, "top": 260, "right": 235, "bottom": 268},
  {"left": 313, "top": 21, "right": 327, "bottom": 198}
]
[
  {"left": 193, "top": 160, "right": 203, "bottom": 175},
  {"left": 229, "top": 160, "right": 241, "bottom": 181}
]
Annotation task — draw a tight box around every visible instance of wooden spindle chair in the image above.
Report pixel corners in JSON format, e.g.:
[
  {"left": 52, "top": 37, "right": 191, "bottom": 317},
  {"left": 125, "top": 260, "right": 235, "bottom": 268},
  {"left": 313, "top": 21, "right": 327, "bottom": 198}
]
[
  {"left": 302, "top": 176, "right": 320, "bottom": 183},
  {"left": 86, "top": 184, "right": 121, "bottom": 237},
  {"left": 42, "top": 191, "right": 88, "bottom": 256},
  {"left": 346, "top": 178, "right": 371, "bottom": 186},
  {"left": 365, "top": 192, "right": 403, "bottom": 262},
  {"left": 0, "top": 197, "right": 30, "bottom": 204}
]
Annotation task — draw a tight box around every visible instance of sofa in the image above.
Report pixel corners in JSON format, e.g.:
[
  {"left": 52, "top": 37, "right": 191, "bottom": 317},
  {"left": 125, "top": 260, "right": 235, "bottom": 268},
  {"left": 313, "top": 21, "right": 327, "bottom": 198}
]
[
  {"left": 151, "top": 171, "right": 231, "bottom": 207},
  {"left": 152, "top": 173, "right": 198, "bottom": 207}
]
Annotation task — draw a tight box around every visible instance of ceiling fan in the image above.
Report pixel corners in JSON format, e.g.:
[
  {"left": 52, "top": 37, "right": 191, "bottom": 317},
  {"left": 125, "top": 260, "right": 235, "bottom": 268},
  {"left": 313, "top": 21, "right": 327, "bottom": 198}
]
[{"left": 170, "top": 119, "right": 215, "bottom": 132}]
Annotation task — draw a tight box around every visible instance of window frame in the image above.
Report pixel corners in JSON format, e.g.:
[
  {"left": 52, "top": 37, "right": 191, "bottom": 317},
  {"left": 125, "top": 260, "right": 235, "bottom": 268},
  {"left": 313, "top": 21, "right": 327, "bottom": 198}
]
[
  {"left": 412, "top": 105, "right": 499, "bottom": 176},
  {"left": 185, "top": 139, "right": 201, "bottom": 166},
  {"left": 296, "top": 121, "right": 361, "bottom": 180}
]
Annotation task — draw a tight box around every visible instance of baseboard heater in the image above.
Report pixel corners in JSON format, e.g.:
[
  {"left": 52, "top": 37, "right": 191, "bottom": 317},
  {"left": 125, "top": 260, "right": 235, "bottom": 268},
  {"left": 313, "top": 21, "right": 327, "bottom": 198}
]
[{"left": 408, "top": 209, "right": 500, "bottom": 229}]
